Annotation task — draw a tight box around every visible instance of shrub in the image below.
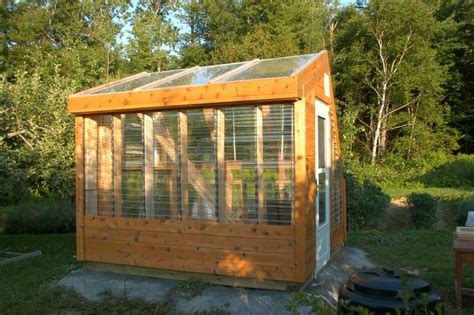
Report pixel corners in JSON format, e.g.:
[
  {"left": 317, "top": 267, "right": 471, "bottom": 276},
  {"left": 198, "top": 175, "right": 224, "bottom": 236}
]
[
  {"left": 0, "top": 147, "right": 29, "bottom": 204},
  {"left": 5, "top": 198, "right": 75, "bottom": 234},
  {"left": 407, "top": 193, "right": 437, "bottom": 229},
  {"left": 456, "top": 199, "right": 474, "bottom": 226},
  {"left": 346, "top": 172, "right": 390, "bottom": 230},
  {"left": 170, "top": 277, "right": 208, "bottom": 298},
  {"left": 419, "top": 154, "right": 474, "bottom": 188}
]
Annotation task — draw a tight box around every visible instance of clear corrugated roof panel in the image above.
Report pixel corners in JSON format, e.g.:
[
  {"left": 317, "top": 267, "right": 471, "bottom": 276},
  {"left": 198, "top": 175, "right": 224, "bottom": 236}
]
[
  {"left": 80, "top": 54, "right": 318, "bottom": 95},
  {"left": 88, "top": 70, "right": 183, "bottom": 95},
  {"left": 144, "top": 63, "right": 245, "bottom": 89},
  {"left": 219, "top": 54, "right": 316, "bottom": 82}
]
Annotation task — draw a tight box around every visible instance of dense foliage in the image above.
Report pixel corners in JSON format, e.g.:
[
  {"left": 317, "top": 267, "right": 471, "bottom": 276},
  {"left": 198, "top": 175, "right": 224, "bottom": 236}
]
[
  {"left": 407, "top": 193, "right": 438, "bottom": 229},
  {"left": 5, "top": 198, "right": 75, "bottom": 234},
  {"left": 345, "top": 172, "right": 390, "bottom": 230},
  {"left": 0, "top": 0, "right": 472, "bottom": 206},
  {"left": 419, "top": 154, "right": 474, "bottom": 188}
]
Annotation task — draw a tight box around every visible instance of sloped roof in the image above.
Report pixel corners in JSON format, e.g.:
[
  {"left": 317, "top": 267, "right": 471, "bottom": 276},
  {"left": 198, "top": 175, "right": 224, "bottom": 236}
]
[
  {"left": 78, "top": 54, "right": 319, "bottom": 96},
  {"left": 68, "top": 51, "right": 330, "bottom": 115}
]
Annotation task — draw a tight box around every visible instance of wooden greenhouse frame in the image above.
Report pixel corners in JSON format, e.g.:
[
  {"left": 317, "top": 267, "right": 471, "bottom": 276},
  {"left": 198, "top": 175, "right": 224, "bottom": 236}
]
[{"left": 69, "top": 51, "right": 346, "bottom": 290}]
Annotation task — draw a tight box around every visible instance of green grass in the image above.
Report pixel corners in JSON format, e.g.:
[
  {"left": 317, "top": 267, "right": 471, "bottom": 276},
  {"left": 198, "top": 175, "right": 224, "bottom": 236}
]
[
  {"left": 348, "top": 229, "right": 474, "bottom": 314},
  {"left": 0, "top": 234, "right": 77, "bottom": 313},
  {"left": 0, "top": 234, "right": 170, "bottom": 314},
  {"left": 0, "top": 233, "right": 230, "bottom": 314},
  {"left": 385, "top": 187, "right": 474, "bottom": 202}
]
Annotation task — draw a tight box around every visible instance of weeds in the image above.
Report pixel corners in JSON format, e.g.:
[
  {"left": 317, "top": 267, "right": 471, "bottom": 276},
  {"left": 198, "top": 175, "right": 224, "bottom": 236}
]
[{"left": 170, "top": 277, "right": 209, "bottom": 298}]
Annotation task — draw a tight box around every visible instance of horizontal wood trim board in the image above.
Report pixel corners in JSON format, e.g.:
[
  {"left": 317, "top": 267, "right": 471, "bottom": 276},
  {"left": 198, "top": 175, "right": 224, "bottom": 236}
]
[
  {"left": 84, "top": 216, "right": 296, "bottom": 240},
  {"left": 85, "top": 262, "right": 303, "bottom": 290},
  {"left": 84, "top": 241, "right": 295, "bottom": 282},
  {"left": 84, "top": 238, "right": 294, "bottom": 267},
  {"left": 84, "top": 226, "right": 295, "bottom": 254},
  {"left": 68, "top": 78, "right": 299, "bottom": 115}
]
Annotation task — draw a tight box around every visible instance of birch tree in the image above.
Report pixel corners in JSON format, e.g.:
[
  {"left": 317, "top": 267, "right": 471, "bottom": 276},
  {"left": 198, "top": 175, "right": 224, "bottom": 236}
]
[{"left": 334, "top": 0, "right": 458, "bottom": 165}]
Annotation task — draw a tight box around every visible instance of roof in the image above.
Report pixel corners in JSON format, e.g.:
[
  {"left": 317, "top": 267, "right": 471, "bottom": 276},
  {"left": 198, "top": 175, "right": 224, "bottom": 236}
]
[{"left": 68, "top": 51, "right": 330, "bottom": 115}]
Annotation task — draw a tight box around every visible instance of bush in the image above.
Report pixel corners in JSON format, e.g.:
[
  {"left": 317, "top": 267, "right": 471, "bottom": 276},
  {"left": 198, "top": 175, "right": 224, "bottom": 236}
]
[
  {"left": 456, "top": 199, "right": 474, "bottom": 226},
  {"left": 407, "top": 193, "right": 437, "bottom": 229},
  {"left": 346, "top": 172, "right": 390, "bottom": 230},
  {"left": 5, "top": 198, "right": 75, "bottom": 234},
  {"left": 419, "top": 154, "right": 474, "bottom": 188},
  {"left": 0, "top": 147, "right": 29, "bottom": 204}
]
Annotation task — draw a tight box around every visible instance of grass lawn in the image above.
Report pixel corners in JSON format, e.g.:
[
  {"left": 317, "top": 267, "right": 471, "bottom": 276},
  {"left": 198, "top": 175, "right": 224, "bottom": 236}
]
[
  {"left": 348, "top": 229, "right": 474, "bottom": 314},
  {"left": 0, "top": 234, "right": 168, "bottom": 314},
  {"left": 385, "top": 187, "right": 474, "bottom": 202}
]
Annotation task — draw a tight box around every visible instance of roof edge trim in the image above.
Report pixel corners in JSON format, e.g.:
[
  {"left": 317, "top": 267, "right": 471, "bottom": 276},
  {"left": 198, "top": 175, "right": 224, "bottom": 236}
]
[{"left": 68, "top": 77, "right": 299, "bottom": 115}]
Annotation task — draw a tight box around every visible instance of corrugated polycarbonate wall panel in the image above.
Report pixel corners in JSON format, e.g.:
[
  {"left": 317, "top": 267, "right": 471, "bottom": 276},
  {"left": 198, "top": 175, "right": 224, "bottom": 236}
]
[
  {"left": 83, "top": 104, "right": 295, "bottom": 225},
  {"left": 223, "top": 107, "right": 258, "bottom": 223},
  {"left": 96, "top": 115, "right": 113, "bottom": 216},
  {"left": 122, "top": 114, "right": 145, "bottom": 217},
  {"left": 153, "top": 111, "right": 180, "bottom": 220},
  {"left": 187, "top": 109, "right": 217, "bottom": 221},
  {"left": 262, "top": 105, "right": 294, "bottom": 225}
]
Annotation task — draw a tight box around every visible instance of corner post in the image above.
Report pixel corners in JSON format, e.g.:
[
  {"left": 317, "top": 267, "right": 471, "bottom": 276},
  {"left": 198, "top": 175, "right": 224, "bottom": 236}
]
[
  {"left": 294, "top": 99, "right": 308, "bottom": 282},
  {"left": 75, "top": 116, "right": 85, "bottom": 261}
]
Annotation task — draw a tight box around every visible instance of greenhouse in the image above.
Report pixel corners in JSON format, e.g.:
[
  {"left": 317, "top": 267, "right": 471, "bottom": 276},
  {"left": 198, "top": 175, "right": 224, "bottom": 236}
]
[{"left": 69, "top": 50, "right": 346, "bottom": 289}]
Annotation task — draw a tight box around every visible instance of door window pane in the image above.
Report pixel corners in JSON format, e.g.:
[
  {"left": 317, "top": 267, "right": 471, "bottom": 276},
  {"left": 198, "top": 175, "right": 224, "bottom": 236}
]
[
  {"left": 318, "top": 116, "right": 326, "bottom": 168},
  {"left": 318, "top": 172, "right": 327, "bottom": 226}
]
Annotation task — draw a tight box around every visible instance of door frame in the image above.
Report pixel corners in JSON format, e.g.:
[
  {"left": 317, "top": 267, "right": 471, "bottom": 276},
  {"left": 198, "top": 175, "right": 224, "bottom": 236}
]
[{"left": 315, "top": 99, "right": 331, "bottom": 274}]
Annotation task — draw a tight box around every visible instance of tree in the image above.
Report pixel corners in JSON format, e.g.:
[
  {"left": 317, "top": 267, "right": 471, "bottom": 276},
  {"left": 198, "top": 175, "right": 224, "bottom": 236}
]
[
  {"left": 0, "top": 63, "right": 79, "bottom": 197},
  {"left": 178, "top": 0, "right": 326, "bottom": 65},
  {"left": 0, "top": 0, "right": 128, "bottom": 86},
  {"left": 434, "top": 0, "right": 474, "bottom": 153},
  {"left": 126, "top": 0, "right": 179, "bottom": 72},
  {"left": 333, "top": 0, "right": 458, "bottom": 166}
]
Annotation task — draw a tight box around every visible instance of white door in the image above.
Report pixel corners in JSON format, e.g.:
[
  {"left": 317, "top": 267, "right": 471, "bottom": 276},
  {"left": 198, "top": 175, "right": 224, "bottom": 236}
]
[{"left": 315, "top": 100, "right": 331, "bottom": 274}]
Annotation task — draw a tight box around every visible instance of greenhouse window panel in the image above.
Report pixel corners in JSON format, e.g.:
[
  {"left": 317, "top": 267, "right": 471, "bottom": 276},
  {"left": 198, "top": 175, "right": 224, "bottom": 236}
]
[
  {"left": 143, "top": 62, "right": 246, "bottom": 89},
  {"left": 86, "top": 69, "right": 184, "bottom": 95},
  {"left": 218, "top": 54, "right": 317, "bottom": 82}
]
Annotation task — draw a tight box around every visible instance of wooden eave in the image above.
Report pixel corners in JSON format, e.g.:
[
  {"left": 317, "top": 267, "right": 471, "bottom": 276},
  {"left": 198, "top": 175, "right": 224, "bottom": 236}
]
[{"left": 68, "top": 51, "right": 329, "bottom": 116}]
